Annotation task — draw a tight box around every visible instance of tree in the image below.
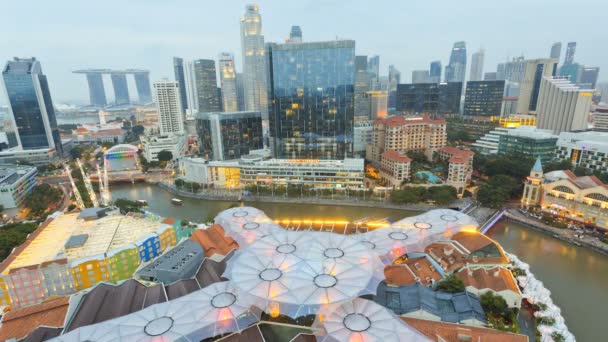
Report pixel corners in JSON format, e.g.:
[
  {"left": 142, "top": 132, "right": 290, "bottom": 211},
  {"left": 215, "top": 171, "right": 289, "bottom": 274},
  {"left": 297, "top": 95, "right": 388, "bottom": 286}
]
[
  {"left": 573, "top": 166, "right": 589, "bottom": 177},
  {"left": 157, "top": 150, "right": 173, "bottom": 162},
  {"left": 0, "top": 222, "right": 38, "bottom": 260},
  {"left": 0, "top": 204, "right": 4, "bottom": 213},
  {"left": 132, "top": 125, "right": 145, "bottom": 135},
  {"left": 426, "top": 186, "right": 457, "bottom": 204},
  {"left": 480, "top": 291, "right": 508, "bottom": 315},
  {"left": 174, "top": 178, "right": 185, "bottom": 188},
  {"left": 23, "top": 184, "right": 63, "bottom": 217},
  {"left": 70, "top": 145, "right": 85, "bottom": 159},
  {"left": 477, "top": 175, "right": 520, "bottom": 208},
  {"left": 435, "top": 274, "right": 465, "bottom": 293}
]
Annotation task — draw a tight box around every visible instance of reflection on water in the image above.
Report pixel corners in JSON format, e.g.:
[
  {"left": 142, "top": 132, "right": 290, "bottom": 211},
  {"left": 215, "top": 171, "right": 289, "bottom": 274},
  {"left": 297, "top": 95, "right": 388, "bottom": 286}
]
[{"left": 489, "top": 222, "right": 608, "bottom": 342}]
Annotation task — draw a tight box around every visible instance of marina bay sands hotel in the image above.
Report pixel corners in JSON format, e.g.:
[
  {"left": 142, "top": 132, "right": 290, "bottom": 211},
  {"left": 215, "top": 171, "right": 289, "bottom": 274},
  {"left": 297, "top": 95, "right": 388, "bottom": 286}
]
[{"left": 73, "top": 69, "right": 152, "bottom": 107}]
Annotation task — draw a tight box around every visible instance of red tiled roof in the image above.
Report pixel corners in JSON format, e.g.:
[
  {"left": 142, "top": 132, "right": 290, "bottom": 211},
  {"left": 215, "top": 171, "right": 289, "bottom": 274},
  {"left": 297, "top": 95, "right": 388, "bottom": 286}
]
[
  {"left": 402, "top": 317, "right": 528, "bottom": 342},
  {"left": 385, "top": 257, "right": 442, "bottom": 287},
  {"left": 374, "top": 115, "right": 446, "bottom": 127},
  {"left": 456, "top": 266, "right": 521, "bottom": 294},
  {"left": 381, "top": 150, "right": 412, "bottom": 163},
  {"left": 162, "top": 217, "right": 176, "bottom": 225},
  {"left": 439, "top": 146, "right": 475, "bottom": 158},
  {"left": 190, "top": 225, "right": 239, "bottom": 258},
  {"left": 0, "top": 297, "right": 70, "bottom": 341}
]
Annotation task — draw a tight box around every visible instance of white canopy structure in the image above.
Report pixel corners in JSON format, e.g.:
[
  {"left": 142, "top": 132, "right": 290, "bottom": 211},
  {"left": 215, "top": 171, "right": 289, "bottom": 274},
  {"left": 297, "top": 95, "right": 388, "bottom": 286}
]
[
  {"left": 313, "top": 298, "right": 430, "bottom": 342},
  {"left": 214, "top": 206, "right": 281, "bottom": 246},
  {"left": 357, "top": 227, "right": 428, "bottom": 264},
  {"left": 391, "top": 209, "right": 479, "bottom": 244}
]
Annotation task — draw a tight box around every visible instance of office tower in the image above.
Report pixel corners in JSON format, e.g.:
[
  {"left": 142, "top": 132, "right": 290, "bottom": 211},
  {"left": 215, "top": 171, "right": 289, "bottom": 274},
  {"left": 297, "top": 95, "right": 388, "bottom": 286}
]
[
  {"left": 469, "top": 49, "right": 484, "bottom": 81},
  {"left": 218, "top": 53, "right": 238, "bottom": 112},
  {"left": 236, "top": 73, "right": 245, "bottom": 111},
  {"left": 153, "top": 80, "right": 184, "bottom": 135},
  {"left": 368, "top": 55, "right": 380, "bottom": 89},
  {"left": 396, "top": 82, "right": 462, "bottom": 115},
  {"left": 195, "top": 111, "right": 263, "bottom": 160},
  {"left": 193, "top": 59, "right": 220, "bottom": 113},
  {"left": 110, "top": 74, "right": 130, "bottom": 105},
  {"left": 388, "top": 65, "right": 401, "bottom": 109},
  {"left": 368, "top": 91, "right": 388, "bottom": 119},
  {"left": 564, "top": 42, "right": 576, "bottom": 65},
  {"left": 536, "top": 77, "right": 592, "bottom": 134},
  {"left": 267, "top": 40, "right": 355, "bottom": 159},
  {"left": 580, "top": 67, "right": 600, "bottom": 89},
  {"left": 496, "top": 56, "right": 526, "bottom": 82},
  {"left": 84, "top": 73, "right": 107, "bottom": 107},
  {"left": 288, "top": 25, "right": 302, "bottom": 43},
  {"left": 484, "top": 72, "right": 497, "bottom": 80},
  {"left": 463, "top": 80, "right": 506, "bottom": 117},
  {"left": 559, "top": 63, "right": 583, "bottom": 83},
  {"left": 173, "top": 57, "right": 188, "bottom": 114},
  {"left": 411, "top": 70, "right": 430, "bottom": 83},
  {"left": 1, "top": 57, "right": 61, "bottom": 152},
  {"left": 429, "top": 61, "right": 442, "bottom": 83},
  {"left": 217, "top": 87, "right": 223, "bottom": 111},
  {"left": 240, "top": 4, "right": 268, "bottom": 115},
  {"left": 599, "top": 82, "right": 608, "bottom": 103},
  {"left": 133, "top": 72, "right": 152, "bottom": 104},
  {"left": 445, "top": 41, "right": 467, "bottom": 82},
  {"left": 550, "top": 42, "right": 562, "bottom": 60},
  {"left": 354, "top": 56, "right": 371, "bottom": 117},
  {"left": 516, "top": 58, "right": 558, "bottom": 114}
]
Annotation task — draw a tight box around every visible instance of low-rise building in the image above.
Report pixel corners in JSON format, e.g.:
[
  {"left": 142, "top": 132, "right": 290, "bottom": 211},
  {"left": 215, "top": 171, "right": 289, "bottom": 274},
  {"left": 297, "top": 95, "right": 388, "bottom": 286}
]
[
  {"left": 0, "top": 164, "right": 37, "bottom": 209},
  {"left": 0, "top": 147, "right": 57, "bottom": 166},
  {"left": 457, "top": 266, "right": 522, "bottom": 309},
  {"left": 497, "top": 126, "right": 558, "bottom": 162},
  {"left": 554, "top": 130, "right": 608, "bottom": 173},
  {"left": 140, "top": 134, "right": 187, "bottom": 162},
  {"left": 136, "top": 240, "right": 204, "bottom": 284},
  {"left": 384, "top": 255, "right": 444, "bottom": 287},
  {"left": 378, "top": 150, "right": 411, "bottom": 188},
  {"left": 402, "top": 317, "right": 529, "bottom": 342}
]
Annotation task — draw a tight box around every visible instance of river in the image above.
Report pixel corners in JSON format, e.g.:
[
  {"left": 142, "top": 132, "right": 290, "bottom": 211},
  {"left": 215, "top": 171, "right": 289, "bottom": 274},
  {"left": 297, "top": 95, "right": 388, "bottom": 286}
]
[{"left": 111, "top": 183, "right": 607, "bottom": 341}]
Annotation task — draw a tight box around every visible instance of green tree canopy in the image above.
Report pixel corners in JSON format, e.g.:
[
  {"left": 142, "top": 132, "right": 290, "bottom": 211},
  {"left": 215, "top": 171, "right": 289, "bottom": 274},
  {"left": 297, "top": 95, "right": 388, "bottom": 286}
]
[{"left": 435, "top": 274, "right": 465, "bottom": 293}]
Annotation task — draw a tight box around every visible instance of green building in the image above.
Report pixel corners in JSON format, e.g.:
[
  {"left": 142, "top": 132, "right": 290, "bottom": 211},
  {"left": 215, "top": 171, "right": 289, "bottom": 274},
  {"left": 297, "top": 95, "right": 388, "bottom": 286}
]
[
  {"left": 497, "top": 127, "right": 558, "bottom": 162},
  {"left": 106, "top": 245, "right": 141, "bottom": 283}
]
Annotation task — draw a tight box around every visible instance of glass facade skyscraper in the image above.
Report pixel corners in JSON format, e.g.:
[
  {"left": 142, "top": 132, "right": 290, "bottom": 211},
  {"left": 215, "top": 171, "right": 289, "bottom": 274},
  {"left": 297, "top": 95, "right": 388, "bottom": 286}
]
[
  {"left": 193, "top": 59, "right": 220, "bottom": 113},
  {"left": 110, "top": 73, "right": 130, "bottom": 105},
  {"left": 429, "top": 61, "right": 442, "bottom": 83},
  {"left": 463, "top": 80, "right": 505, "bottom": 117},
  {"left": 218, "top": 53, "right": 239, "bottom": 112},
  {"left": 267, "top": 40, "right": 355, "bottom": 160},
  {"left": 1, "top": 58, "right": 61, "bottom": 152},
  {"left": 173, "top": 57, "right": 188, "bottom": 114},
  {"left": 240, "top": 4, "right": 268, "bottom": 116},
  {"left": 396, "top": 82, "right": 462, "bottom": 115},
  {"left": 445, "top": 41, "right": 467, "bottom": 82},
  {"left": 195, "top": 111, "right": 263, "bottom": 161}
]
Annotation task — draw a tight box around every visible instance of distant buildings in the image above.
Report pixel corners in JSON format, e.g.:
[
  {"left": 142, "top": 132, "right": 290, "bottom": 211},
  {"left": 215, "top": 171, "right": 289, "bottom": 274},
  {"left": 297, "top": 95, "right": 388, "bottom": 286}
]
[
  {"left": 469, "top": 49, "right": 485, "bottom": 81},
  {"left": 287, "top": 25, "right": 302, "bottom": 43},
  {"left": 153, "top": 79, "right": 184, "bottom": 135},
  {"left": 0, "top": 164, "right": 37, "bottom": 209},
  {"left": 463, "top": 80, "right": 505, "bottom": 117},
  {"left": 395, "top": 82, "right": 463, "bottom": 115},
  {"left": 516, "top": 58, "right": 558, "bottom": 115},
  {"left": 388, "top": 65, "right": 401, "bottom": 109},
  {"left": 484, "top": 72, "right": 497, "bottom": 81},
  {"left": 266, "top": 40, "right": 355, "bottom": 159},
  {"left": 592, "top": 105, "right": 608, "bottom": 131},
  {"left": 555, "top": 131, "right": 608, "bottom": 173},
  {"left": 496, "top": 56, "right": 526, "bottom": 82},
  {"left": 240, "top": 4, "right": 268, "bottom": 115},
  {"left": 580, "top": 66, "right": 600, "bottom": 89},
  {"left": 354, "top": 55, "right": 372, "bottom": 118},
  {"left": 193, "top": 59, "right": 220, "bottom": 113},
  {"left": 536, "top": 77, "right": 592, "bottom": 134},
  {"left": 564, "top": 41, "right": 576, "bottom": 65},
  {"left": 445, "top": 41, "right": 467, "bottom": 82},
  {"left": 73, "top": 69, "right": 152, "bottom": 106},
  {"left": 368, "top": 55, "right": 380, "bottom": 89},
  {"left": 140, "top": 134, "right": 187, "bottom": 162},
  {"left": 218, "top": 53, "right": 238, "bottom": 112},
  {"left": 429, "top": 60, "right": 442, "bottom": 83},
  {"left": 369, "top": 90, "right": 388, "bottom": 119},
  {"left": 195, "top": 111, "right": 263, "bottom": 161},
  {"left": 172, "top": 57, "right": 189, "bottom": 114},
  {"left": 353, "top": 120, "right": 373, "bottom": 158},
  {"left": 550, "top": 42, "right": 562, "bottom": 60},
  {"left": 411, "top": 70, "right": 430, "bottom": 83}
]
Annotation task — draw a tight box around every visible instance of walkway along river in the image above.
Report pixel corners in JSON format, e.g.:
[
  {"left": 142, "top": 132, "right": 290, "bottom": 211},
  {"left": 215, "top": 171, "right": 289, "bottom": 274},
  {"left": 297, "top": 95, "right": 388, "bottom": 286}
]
[{"left": 111, "top": 183, "right": 607, "bottom": 341}]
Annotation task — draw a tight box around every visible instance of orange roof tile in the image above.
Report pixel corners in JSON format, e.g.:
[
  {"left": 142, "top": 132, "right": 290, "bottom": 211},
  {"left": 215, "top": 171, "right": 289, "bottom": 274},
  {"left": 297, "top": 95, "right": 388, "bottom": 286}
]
[
  {"left": 385, "top": 257, "right": 442, "bottom": 287},
  {"left": 456, "top": 267, "right": 521, "bottom": 294},
  {"left": 0, "top": 297, "right": 70, "bottom": 341},
  {"left": 162, "top": 217, "right": 176, "bottom": 225},
  {"left": 439, "top": 146, "right": 475, "bottom": 158},
  {"left": 402, "top": 317, "right": 528, "bottom": 342},
  {"left": 190, "top": 224, "right": 239, "bottom": 258},
  {"left": 452, "top": 232, "right": 494, "bottom": 253},
  {"left": 375, "top": 115, "right": 447, "bottom": 127},
  {"left": 381, "top": 150, "right": 412, "bottom": 163}
]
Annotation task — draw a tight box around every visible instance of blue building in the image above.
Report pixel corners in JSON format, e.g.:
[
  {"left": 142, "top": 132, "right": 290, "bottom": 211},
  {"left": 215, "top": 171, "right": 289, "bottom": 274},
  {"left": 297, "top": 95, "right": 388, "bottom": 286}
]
[
  {"left": 136, "top": 234, "right": 162, "bottom": 262},
  {"left": 1, "top": 58, "right": 61, "bottom": 153},
  {"left": 429, "top": 61, "right": 442, "bottom": 83},
  {"left": 266, "top": 40, "right": 355, "bottom": 159}
]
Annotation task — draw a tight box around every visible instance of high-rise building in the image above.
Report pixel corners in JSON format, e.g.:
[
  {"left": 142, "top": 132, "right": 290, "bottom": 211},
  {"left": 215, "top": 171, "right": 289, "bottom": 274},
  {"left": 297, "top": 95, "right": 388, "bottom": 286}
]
[
  {"left": 240, "top": 4, "right": 268, "bottom": 115},
  {"left": 354, "top": 56, "right": 371, "bottom": 117},
  {"left": 266, "top": 40, "right": 355, "bottom": 159},
  {"left": 368, "top": 55, "right": 380, "bottom": 89},
  {"left": 592, "top": 105, "right": 608, "bottom": 131},
  {"left": 536, "top": 77, "right": 592, "bottom": 134},
  {"left": 133, "top": 72, "right": 152, "bottom": 104},
  {"left": 469, "top": 49, "right": 484, "bottom": 81},
  {"left": 484, "top": 72, "right": 497, "bottom": 81},
  {"left": 396, "top": 82, "right": 463, "bottom": 115},
  {"left": 84, "top": 73, "right": 107, "bottom": 107},
  {"left": 173, "top": 57, "right": 188, "bottom": 114},
  {"left": 368, "top": 90, "right": 388, "bottom": 119},
  {"left": 564, "top": 42, "right": 576, "bottom": 65},
  {"left": 411, "top": 70, "right": 430, "bottom": 84},
  {"left": 463, "top": 80, "right": 506, "bottom": 117},
  {"left": 195, "top": 111, "right": 263, "bottom": 160},
  {"left": 153, "top": 80, "right": 184, "bottom": 135},
  {"left": 516, "top": 58, "right": 558, "bottom": 115},
  {"left": 429, "top": 61, "right": 442, "bottom": 83},
  {"left": 193, "top": 59, "right": 220, "bottom": 113},
  {"left": 110, "top": 74, "right": 130, "bottom": 105},
  {"left": 496, "top": 56, "right": 526, "bottom": 82},
  {"left": 445, "top": 41, "right": 467, "bottom": 82},
  {"left": 388, "top": 65, "right": 401, "bottom": 109},
  {"left": 550, "top": 42, "right": 562, "bottom": 60},
  {"left": 236, "top": 73, "right": 245, "bottom": 111},
  {"left": 580, "top": 67, "right": 600, "bottom": 89},
  {"left": 218, "top": 53, "right": 238, "bottom": 112},
  {"left": 559, "top": 63, "right": 583, "bottom": 84},
  {"left": 598, "top": 82, "right": 608, "bottom": 103},
  {"left": 1, "top": 58, "right": 61, "bottom": 152},
  {"left": 288, "top": 25, "right": 302, "bottom": 43}
]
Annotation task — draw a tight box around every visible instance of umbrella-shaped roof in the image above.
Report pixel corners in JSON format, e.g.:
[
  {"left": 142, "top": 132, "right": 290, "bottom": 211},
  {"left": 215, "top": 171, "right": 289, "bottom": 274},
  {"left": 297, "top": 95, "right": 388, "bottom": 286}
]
[
  {"left": 356, "top": 227, "right": 428, "bottom": 264},
  {"left": 214, "top": 206, "right": 281, "bottom": 246}
]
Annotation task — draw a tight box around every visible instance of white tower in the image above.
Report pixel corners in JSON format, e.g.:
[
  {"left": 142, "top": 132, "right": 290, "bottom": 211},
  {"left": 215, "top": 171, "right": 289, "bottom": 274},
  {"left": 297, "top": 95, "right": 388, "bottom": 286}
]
[
  {"left": 240, "top": 4, "right": 268, "bottom": 115},
  {"left": 153, "top": 79, "right": 184, "bottom": 135},
  {"left": 521, "top": 157, "right": 544, "bottom": 209}
]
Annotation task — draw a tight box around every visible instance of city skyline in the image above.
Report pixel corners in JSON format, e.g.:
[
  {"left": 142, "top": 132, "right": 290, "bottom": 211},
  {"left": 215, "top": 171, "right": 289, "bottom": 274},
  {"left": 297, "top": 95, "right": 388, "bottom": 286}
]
[{"left": 1, "top": 0, "right": 607, "bottom": 104}]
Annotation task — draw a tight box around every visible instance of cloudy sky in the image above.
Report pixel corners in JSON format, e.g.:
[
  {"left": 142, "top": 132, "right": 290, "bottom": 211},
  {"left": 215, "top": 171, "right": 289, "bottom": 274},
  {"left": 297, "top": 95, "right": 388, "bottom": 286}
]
[{"left": 1, "top": 0, "right": 606, "bottom": 104}]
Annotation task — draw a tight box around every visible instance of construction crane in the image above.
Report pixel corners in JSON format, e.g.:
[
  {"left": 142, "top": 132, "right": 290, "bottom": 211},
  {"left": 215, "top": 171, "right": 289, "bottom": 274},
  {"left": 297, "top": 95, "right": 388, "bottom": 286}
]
[
  {"left": 65, "top": 164, "right": 85, "bottom": 209},
  {"left": 77, "top": 158, "right": 99, "bottom": 207}
]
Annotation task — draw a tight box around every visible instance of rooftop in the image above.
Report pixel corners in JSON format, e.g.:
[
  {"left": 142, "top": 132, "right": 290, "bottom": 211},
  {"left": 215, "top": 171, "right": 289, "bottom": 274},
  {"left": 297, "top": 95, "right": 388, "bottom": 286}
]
[
  {"left": 402, "top": 317, "right": 528, "bottom": 342},
  {"left": 382, "top": 149, "right": 412, "bottom": 163},
  {"left": 385, "top": 256, "right": 442, "bottom": 287},
  {"left": 190, "top": 224, "right": 239, "bottom": 258},
  {"left": 136, "top": 239, "right": 204, "bottom": 284},
  {"left": 0, "top": 164, "right": 36, "bottom": 186},
  {"left": 456, "top": 266, "right": 521, "bottom": 294},
  {"left": 0, "top": 297, "right": 70, "bottom": 341},
  {"left": 375, "top": 115, "right": 447, "bottom": 127}
]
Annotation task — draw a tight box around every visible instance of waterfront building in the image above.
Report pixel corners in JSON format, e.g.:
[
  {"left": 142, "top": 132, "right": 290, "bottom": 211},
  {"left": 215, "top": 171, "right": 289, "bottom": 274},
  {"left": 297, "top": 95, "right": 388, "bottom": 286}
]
[
  {"left": 266, "top": 40, "right": 355, "bottom": 159},
  {"left": 70, "top": 122, "right": 126, "bottom": 145},
  {"left": 396, "top": 82, "right": 463, "bottom": 115},
  {"left": 497, "top": 126, "right": 558, "bottom": 162},
  {"left": 354, "top": 56, "right": 372, "bottom": 118},
  {"left": 240, "top": 4, "right": 268, "bottom": 115},
  {"left": 516, "top": 58, "right": 558, "bottom": 115},
  {"left": 195, "top": 111, "right": 263, "bottom": 161},
  {"left": 367, "top": 115, "right": 447, "bottom": 162},
  {"left": 463, "top": 80, "right": 505, "bottom": 117},
  {"left": 179, "top": 157, "right": 209, "bottom": 184},
  {"left": 445, "top": 41, "right": 467, "bottom": 82},
  {"left": 550, "top": 42, "right": 562, "bottom": 60},
  {"left": 403, "top": 317, "right": 529, "bottom": 342},
  {"left": 136, "top": 240, "right": 204, "bottom": 284},
  {"left": 140, "top": 134, "right": 187, "bottom": 162},
  {"left": 412, "top": 70, "right": 430, "bottom": 84},
  {"left": 0, "top": 164, "right": 37, "bottom": 209},
  {"left": 592, "top": 105, "right": 608, "bottom": 131},
  {"left": 218, "top": 53, "right": 238, "bottom": 112},
  {"left": 580, "top": 66, "right": 600, "bottom": 89},
  {"left": 521, "top": 157, "right": 544, "bottom": 209},
  {"left": 429, "top": 60, "right": 442, "bottom": 83},
  {"left": 469, "top": 49, "right": 485, "bottom": 81},
  {"left": 378, "top": 150, "right": 411, "bottom": 187},
  {"left": 353, "top": 120, "right": 373, "bottom": 158},
  {"left": 193, "top": 59, "right": 220, "bottom": 113},
  {"left": 0, "top": 297, "right": 70, "bottom": 341},
  {"left": 496, "top": 56, "right": 526, "bottom": 82},
  {"left": 437, "top": 146, "right": 475, "bottom": 197},
  {"left": 536, "top": 77, "right": 592, "bottom": 134},
  {"left": 456, "top": 266, "right": 522, "bottom": 309},
  {"left": 554, "top": 130, "right": 608, "bottom": 173},
  {"left": 153, "top": 79, "right": 184, "bottom": 135}
]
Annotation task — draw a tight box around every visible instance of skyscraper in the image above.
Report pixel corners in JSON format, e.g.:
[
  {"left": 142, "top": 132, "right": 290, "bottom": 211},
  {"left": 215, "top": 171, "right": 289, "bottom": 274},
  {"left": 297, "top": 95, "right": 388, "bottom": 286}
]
[
  {"left": 496, "top": 56, "right": 526, "bottom": 82},
  {"left": 445, "top": 41, "right": 467, "bottom": 82},
  {"left": 267, "top": 40, "right": 355, "bottom": 159},
  {"left": 236, "top": 73, "right": 245, "bottom": 111},
  {"left": 133, "top": 72, "right": 152, "bottom": 104},
  {"left": 580, "top": 67, "right": 600, "bottom": 89},
  {"left": 429, "top": 61, "right": 442, "bottom": 83},
  {"left": 536, "top": 77, "right": 592, "bottom": 134},
  {"left": 240, "top": 4, "right": 268, "bottom": 116},
  {"left": 110, "top": 74, "right": 130, "bottom": 105},
  {"left": 1, "top": 57, "right": 61, "bottom": 152},
  {"left": 411, "top": 70, "right": 430, "bottom": 83},
  {"left": 517, "top": 58, "right": 558, "bottom": 115},
  {"left": 193, "top": 59, "right": 220, "bottom": 113},
  {"left": 173, "top": 57, "right": 188, "bottom": 114},
  {"left": 84, "top": 73, "right": 107, "bottom": 107},
  {"left": 368, "top": 55, "right": 380, "bottom": 89},
  {"left": 463, "top": 80, "right": 506, "bottom": 117},
  {"left": 396, "top": 82, "right": 462, "bottom": 115},
  {"left": 469, "top": 49, "right": 484, "bottom": 81},
  {"left": 388, "top": 65, "right": 401, "bottom": 109},
  {"left": 153, "top": 80, "right": 184, "bottom": 135},
  {"left": 564, "top": 42, "right": 576, "bottom": 65},
  {"left": 354, "top": 56, "right": 371, "bottom": 117},
  {"left": 218, "top": 53, "right": 238, "bottom": 112},
  {"left": 288, "top": 25, "right": 302, "bottom": 43},
  {"left": 550, "top": 42, "right": 562, "bottom": 60}
]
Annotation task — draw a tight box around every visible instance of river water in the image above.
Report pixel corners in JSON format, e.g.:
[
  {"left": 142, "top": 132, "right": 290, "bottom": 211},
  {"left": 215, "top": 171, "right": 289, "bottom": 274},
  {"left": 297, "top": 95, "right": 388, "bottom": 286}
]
[{"left": 111, "top": 183, "right": 607, "bottom": 341}]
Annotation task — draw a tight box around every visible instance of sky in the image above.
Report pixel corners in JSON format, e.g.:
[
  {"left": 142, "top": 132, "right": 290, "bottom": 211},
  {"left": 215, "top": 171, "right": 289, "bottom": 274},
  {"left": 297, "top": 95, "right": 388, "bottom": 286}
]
[{"left": 2, "top": 0, "right": 607, "bottom": 104}]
